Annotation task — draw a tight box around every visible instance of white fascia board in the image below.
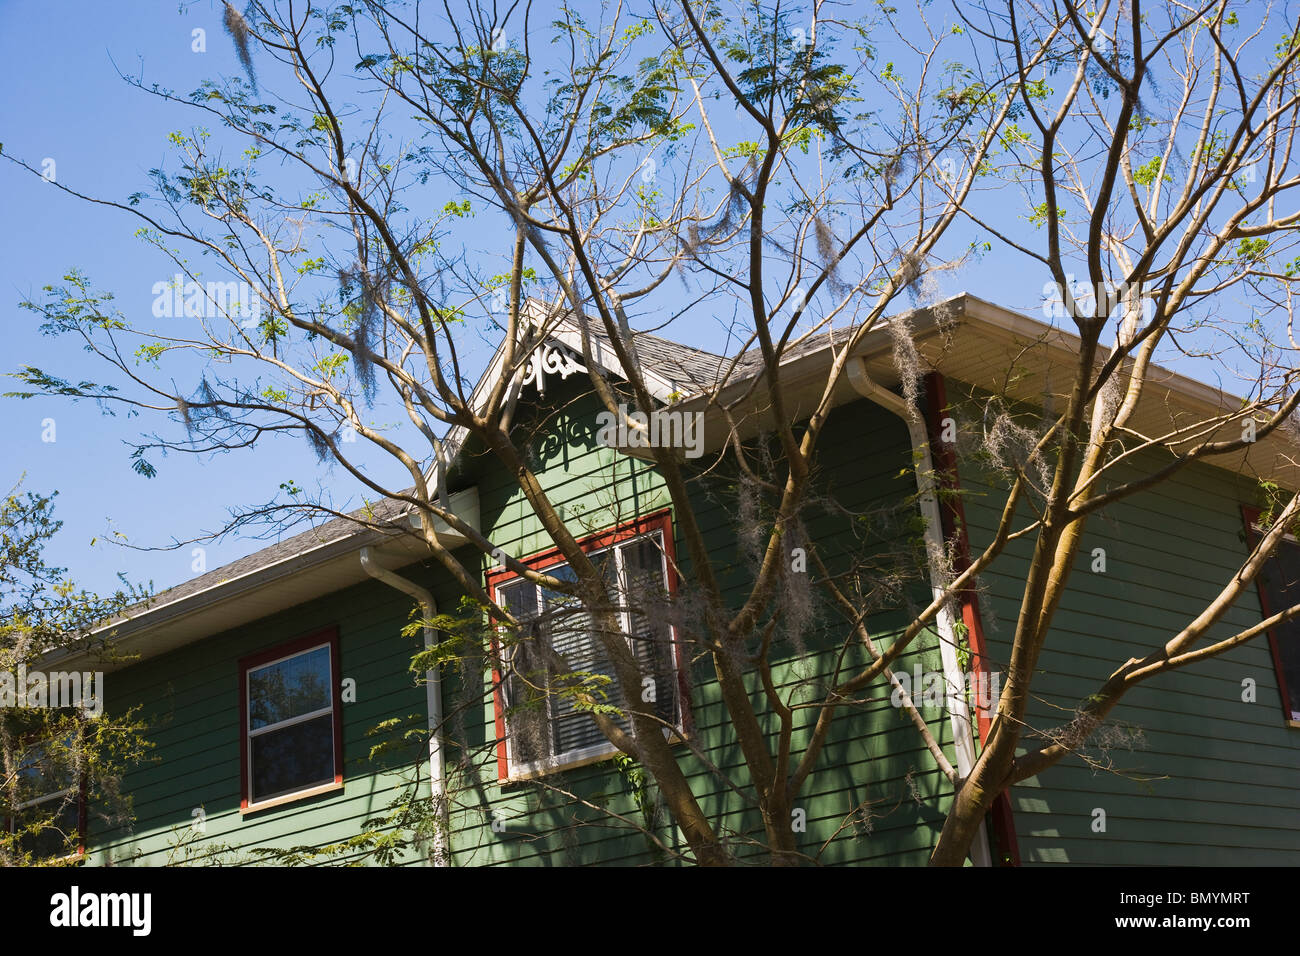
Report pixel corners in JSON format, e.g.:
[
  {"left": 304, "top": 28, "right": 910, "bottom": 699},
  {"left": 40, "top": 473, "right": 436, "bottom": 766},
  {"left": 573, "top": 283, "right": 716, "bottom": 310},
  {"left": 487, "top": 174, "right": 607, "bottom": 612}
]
[{"left": 77, "top": 486, "right": 480, "bottom": 655}]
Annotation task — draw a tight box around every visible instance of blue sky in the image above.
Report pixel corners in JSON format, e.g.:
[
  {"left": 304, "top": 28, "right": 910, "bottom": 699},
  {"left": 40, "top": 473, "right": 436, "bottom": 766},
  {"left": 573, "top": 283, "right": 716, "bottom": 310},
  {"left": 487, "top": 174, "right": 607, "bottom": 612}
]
[
  {"left": 0, "top": 0, "right": 1272, "bottom": 600},
  {"left": 0, "top": 1, "right": 363, "bottom": 596}
]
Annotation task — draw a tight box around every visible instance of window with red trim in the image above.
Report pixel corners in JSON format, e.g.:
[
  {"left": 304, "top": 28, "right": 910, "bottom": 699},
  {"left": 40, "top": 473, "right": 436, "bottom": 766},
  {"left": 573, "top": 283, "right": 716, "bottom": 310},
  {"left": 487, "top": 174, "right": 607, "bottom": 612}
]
[
  {"left": 488, "top": 512, "right": 687, "bottom": 779},
  {"left": 3, "top": 728, "right": 87, "bottom": 861},
  {"left": 1245, "top": 508, "right": 1300, "bottom": 726},
  {"left": 238, "top": 628, "right": 344, "bottom": 810}
]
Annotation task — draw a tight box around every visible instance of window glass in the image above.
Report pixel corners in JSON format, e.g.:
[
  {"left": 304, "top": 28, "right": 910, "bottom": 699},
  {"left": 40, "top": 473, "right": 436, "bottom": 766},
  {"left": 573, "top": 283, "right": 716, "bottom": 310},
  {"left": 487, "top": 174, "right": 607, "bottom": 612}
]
[
  {"left": 499, "top": 578, "right": 551, "bottom": 765},
  {"left": 496, "top": 529, "right": 680, "bottom": 773},
  {"left": 15, "top": 743, "right": 74, "bottom": 804},
  {"left": 1257, "top": 536, "right": 1300, "bottom": 720},
  {"left": 12, "top": 799, "right": 80, "bottom": 860},
  {"left": 9, "top": 738, "right": 80, "bottom": 859},
  {"left": 541, "top": 562, "right": 621, "bottom": 753},
  {"left": 248, "top": 645, "right": 332, "bottom": 730},
  {"left": 244, "top": 641, "right": 337, "bottom": 805},
  {"left": 619, "top": 536, "right": 678, "bottom": 726},
  {"left": 250, "top": 713, "right": 336, "bottom": 803}
]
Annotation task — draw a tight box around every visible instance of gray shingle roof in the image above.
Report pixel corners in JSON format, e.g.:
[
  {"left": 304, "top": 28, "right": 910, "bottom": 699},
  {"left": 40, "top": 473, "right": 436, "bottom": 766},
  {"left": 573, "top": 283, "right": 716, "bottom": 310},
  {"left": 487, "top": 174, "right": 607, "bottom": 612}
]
[
  {"left": 138, "top": 496, "right": 408, "bottom": 610},
  {"left": 134, "top": 317, "right": 833, "bottom": 612},
  {"left": 594, "top": 325, "right": 844, "bottom": 392},
  {"left": 624, "top": 330, "right": 730, "bottom": 389}
]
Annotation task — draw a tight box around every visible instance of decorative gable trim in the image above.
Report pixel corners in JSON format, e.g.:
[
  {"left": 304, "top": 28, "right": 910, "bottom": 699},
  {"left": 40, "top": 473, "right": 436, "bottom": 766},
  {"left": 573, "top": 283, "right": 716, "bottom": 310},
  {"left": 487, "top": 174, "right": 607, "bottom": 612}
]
[{"left": 520, "top": 341, "right": 588, "bottom": 395}]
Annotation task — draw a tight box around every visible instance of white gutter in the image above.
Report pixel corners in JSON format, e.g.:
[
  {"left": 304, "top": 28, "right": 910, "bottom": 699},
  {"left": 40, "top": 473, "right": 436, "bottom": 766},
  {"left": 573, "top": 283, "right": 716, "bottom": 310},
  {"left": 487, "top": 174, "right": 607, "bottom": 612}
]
[
  {"left": 359, "top": 547, "right": 449, "bottom": 867},
  {"left": 847, "top": 357, "right": 993, "bottom": 868}
]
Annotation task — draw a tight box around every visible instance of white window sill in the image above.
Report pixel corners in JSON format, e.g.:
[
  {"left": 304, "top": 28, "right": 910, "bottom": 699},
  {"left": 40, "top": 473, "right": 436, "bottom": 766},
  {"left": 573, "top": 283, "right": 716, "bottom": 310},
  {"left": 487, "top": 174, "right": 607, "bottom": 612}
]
[
  {"left": 503, "top": 725, "right": 690, "bottom": 784},
  {"left": 242, "top": 780, "right": 343, "bottom": 815}
]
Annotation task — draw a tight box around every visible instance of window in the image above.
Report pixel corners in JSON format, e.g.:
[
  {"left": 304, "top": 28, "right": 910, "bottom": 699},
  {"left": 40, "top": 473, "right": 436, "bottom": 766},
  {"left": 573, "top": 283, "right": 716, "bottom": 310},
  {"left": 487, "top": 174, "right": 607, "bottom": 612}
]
[
  {"left": 4, "top": 734, "right": 85, "bottom": 861},
  {"left": 1245, "top": 509, "right": 1300, "bottom": 727},
  {"left": 488, "top": 512, "right": 687, "bottom": 779},
  {"left": 1256, "top": 538, "right": 1300, "bottom": 723},
  {"left": 239, "top": 628, "right": 344, "bottom": 811}
]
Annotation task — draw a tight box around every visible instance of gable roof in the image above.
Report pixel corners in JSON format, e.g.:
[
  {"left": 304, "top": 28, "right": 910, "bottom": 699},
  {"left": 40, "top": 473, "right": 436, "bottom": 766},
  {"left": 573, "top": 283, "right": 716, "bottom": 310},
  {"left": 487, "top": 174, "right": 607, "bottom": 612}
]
[
  {"left": 56, "top": 487, "right": 479, "bottom": 671},
  {"left": 660, "top": 293, "right": 1299, "bottom": 491},
  {"left": 70, "top": 293, "right": 1298, "bottom": 667}
]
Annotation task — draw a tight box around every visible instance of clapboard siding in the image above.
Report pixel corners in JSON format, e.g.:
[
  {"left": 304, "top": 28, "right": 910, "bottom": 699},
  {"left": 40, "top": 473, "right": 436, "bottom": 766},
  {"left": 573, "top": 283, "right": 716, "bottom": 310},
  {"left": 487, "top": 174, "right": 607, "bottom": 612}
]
[
  {"left": 442, "top": 383, "right": 959, "bottom": 865},
  {"left": 84, "top": 359, "right": 1300, "bottom": 866},
  {"left": 91, "top": 379, "right": 963, "bottom": 867},
  {"left": 87, "top": 566, "right": 466, "bottom": 866},
  {"left": 948, "top": 378, "right": 1300, "bottom": 865}
]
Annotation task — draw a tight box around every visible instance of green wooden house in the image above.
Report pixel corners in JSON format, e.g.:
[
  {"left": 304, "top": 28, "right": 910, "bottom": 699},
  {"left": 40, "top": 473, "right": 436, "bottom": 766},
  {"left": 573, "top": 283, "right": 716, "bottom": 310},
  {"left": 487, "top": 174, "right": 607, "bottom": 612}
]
[{"left": 35, "top": 294, "right": 1300, "bottom": 866}]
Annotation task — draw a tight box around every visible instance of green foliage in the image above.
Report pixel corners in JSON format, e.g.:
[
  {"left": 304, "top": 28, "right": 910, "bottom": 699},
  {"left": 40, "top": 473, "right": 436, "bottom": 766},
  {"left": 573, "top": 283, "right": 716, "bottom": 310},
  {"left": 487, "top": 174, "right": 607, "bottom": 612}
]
[
  {"left": 313, "top": 353, "right": 348, "bottom": 380},
  {"left": 613, "top": 753, "right": 666, "bottom": 863},
  {"left": 128, "top": 448, "right": 156, "bottom": 480},
  {"left": 953, "top": 621, "right": 971, "bottom": 673},
  {"left": 714, "top": 6, "right": 857, "bottom": 139},
  {"left": 1236, "top": 237, "right": 1270, "bottom": 263},
  {"left": 0, "top": 484, "right": 152, "bottom": 866},
  {"left": 1255, "top": 479, "right": 1295, "bottom": 536},
  {"left": 1133, "top": 155, "right": 1171, "bottom": 187},
  {"left": 1026, "top": 201, "right": 1052, "bottom": 227}
]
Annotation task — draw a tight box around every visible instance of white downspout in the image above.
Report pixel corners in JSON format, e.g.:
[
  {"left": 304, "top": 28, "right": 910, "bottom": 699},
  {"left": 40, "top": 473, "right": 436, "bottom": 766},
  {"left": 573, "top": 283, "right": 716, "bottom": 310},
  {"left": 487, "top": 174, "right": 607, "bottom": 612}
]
[
  {"left": 847, "top": 358, "right": 993, "bottom": 868},
  {"left": 360, "top": 547, "right": 448, "bottom": 867}
]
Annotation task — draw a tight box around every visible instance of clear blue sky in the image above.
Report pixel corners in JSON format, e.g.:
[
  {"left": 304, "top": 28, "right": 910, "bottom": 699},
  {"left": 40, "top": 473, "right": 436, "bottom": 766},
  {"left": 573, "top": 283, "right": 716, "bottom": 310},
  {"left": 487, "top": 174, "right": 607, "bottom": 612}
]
[
  {"left": 0, "top": 1, "right": 377, "bottom": 596},
  {"left": 0, "top": 0, "right": 1260, "bottom": 599}
]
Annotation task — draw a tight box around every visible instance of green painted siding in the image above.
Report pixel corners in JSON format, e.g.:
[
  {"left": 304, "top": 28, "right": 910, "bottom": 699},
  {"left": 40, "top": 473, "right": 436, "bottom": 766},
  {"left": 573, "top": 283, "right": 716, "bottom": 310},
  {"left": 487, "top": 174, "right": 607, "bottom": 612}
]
[
  {"left": 950, "top": 379, "right": 1300, "bottom": 865},
  {"left": 84, "top": 363, "right": 1300, "bottom": 866},
  {"left": 441, "top": 383, "right": 962, "bottom": 865},
  {"left": 88, "top": 570, "right": 461, "bottom": 866},
  {"left": 89, "top": 380, "right": 970, "bottom": 867}
]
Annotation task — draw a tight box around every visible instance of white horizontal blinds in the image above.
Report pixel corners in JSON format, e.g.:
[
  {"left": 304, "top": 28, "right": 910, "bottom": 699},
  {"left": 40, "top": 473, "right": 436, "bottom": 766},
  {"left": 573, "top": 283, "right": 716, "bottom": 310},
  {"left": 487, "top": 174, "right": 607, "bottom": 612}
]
[
  {"left": 498, "top": 531, "right": 680, "bottom": 771},
  {"left": 543, "top": 559, "right": 628, "bottom": 756},
  {"left": 1258, "top": 536, "right": 1300, "bottom": 719},
  {"left": 497, "top": 579, "right": 551, "bottom": 765},
  {"left": 247, "top": 644, "right": 335, "bottom": 803},
  {"left": 618, "top": 533, "right": 678, "bottom": 726}
]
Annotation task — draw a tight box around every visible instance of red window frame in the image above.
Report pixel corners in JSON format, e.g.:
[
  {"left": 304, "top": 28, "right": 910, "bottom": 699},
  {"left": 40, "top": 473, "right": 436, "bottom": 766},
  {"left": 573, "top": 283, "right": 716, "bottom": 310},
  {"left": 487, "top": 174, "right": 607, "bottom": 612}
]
[
  {"left": 485, "top": 509, "right": 691, "bottom": 781},
  {"left": 1242, "top": 506, "right": 1300, "bottom": 727},
  {"left": 2, "top": 726, "right": 89, "bottom": 861},
  {"left": 923, "top": 371, "right": 1021, "bottom": 866},
  {"left": 238, "top": 626, "right": 345, "bottom": 811}
]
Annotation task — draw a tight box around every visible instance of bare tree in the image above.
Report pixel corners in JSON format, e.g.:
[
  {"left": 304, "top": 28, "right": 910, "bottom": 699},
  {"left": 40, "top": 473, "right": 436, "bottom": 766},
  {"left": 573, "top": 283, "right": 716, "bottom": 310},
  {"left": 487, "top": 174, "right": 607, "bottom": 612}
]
[
  {"left": 6, "top": 0, "right": 1299, "bottom": 866},
  {"left": 926, "top": 0, "right": 1300, "bottom": 863}
]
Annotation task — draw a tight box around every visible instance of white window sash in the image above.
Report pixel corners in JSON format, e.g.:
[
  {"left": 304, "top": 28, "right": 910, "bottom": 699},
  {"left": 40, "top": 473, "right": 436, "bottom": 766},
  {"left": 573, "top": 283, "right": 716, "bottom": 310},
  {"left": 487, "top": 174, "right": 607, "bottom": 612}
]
[
  {"left": 245, "top": 642, "right": 334, "bottom": 736},
  {"left": 246, "top": 643, "right": 337, "bottom": 802},
  {"left": 248, "top": 704, "right": 335, "bottom": 738},
  {"left": 14, "top": 785, "right": 76, "bottom": 813},
  {"left": 501, "top": 530, "right": 679, "bottom": 777},
  {"left": 249, "top": 640, "right": 332, "bottom": 676}
]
